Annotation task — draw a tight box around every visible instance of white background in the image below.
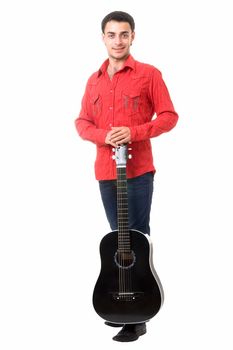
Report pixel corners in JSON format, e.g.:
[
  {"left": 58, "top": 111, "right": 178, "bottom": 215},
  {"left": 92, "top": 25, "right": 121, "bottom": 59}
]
[{"left": 0, "top": 0, "right": 232, "bottom": 349}]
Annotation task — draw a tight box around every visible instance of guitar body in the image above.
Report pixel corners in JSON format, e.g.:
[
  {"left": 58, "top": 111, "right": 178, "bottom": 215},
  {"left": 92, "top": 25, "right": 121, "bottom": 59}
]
[
  {"left": 93, "top": 229, "right": 164, "bottom": 324},
  {"left": 93, "top": 145, "right": 164, "bottom": 324}
]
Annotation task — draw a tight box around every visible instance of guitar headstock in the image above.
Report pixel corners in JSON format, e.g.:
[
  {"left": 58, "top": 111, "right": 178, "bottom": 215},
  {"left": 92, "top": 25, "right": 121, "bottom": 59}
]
[{"left": 112, "top": 144, "right": 132, "bottom": 167}]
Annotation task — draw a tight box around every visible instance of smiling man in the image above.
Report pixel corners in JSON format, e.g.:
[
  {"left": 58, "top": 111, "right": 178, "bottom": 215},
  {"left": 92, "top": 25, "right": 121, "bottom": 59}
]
[
  {"left": 75, "top": 11, "right": 178, "bottom": 342},
  {"left": 103, "top": 20, "right": 135, "bottom": 77}
]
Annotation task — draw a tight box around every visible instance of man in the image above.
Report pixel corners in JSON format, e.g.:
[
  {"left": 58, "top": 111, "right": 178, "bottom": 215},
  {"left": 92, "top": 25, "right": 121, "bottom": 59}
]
[{"left": 75, "top": 11, "right": 178, "bottom": 342}]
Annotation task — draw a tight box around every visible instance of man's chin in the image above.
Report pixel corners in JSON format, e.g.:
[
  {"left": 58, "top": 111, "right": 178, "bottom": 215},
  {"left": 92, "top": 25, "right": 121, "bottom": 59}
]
[{"left": 110, "top": 52, "right": 129, "bottom": 61}]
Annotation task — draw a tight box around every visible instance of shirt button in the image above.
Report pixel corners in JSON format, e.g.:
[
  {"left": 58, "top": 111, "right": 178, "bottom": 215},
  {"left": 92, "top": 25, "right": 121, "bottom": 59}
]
[
  {"left": 109, "top": 106, "right": 113, "bottom": 110},
  {"left": 110, "top": 90, "right": 113, "bottom": 93}
]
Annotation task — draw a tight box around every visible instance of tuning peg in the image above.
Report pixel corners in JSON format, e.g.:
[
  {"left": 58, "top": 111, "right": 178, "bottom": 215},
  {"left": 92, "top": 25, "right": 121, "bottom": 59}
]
[
  {"left": 128, "top": 148, "right": 132, "bottom": 151},
  {"left": 112, "top": 155, "right": 116, "bottom": 160},
  {"left": 112, "top": 148, "right": 115, "bottom": 152},
  {"left": 128, "top": 154, "right": 132, "bottom": 159}
]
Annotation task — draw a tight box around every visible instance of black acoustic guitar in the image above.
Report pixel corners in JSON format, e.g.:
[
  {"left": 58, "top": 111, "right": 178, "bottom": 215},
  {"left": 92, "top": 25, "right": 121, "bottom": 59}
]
[{"left": 93, "top": 144, "right": 164, "bottom": 324}]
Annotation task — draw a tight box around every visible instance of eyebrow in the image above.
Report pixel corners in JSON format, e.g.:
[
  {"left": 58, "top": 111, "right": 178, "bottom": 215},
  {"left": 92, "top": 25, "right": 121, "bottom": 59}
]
[{"left": 106, "top": 31, "right": 130, "bottom": 35}]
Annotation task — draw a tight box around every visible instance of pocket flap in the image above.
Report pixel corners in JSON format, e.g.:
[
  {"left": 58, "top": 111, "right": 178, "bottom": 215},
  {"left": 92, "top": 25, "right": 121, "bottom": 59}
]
[{"left": 123, "top": 89, "right": 141, "bottom": 98}]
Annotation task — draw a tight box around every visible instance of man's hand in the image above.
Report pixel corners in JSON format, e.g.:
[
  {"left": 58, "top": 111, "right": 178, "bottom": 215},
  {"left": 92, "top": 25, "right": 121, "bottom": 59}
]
[{"left": 105, "top": 126, "right": 131, "bottom": 147}]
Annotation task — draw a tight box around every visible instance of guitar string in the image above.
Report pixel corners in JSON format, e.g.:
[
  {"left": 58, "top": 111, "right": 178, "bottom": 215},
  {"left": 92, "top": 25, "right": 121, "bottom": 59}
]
[
  {"left": 117, "top": 167, "right": 132, "bottom": 300},
  {"left": 117, "top": 169, "right": 122, "bottom": 298},
  {"left": 117, "top": 168, "right": 124, "bottom": 299},
  {"left": 122, "top": 171, "right": 127, "bottom": 300},
  {"left": 122, "top": 169, "right": 127, "bottom": 300},
  {"left": 124, "top": 173, "right": 131, "bottom": 302},
  {"left": 124, "top": 168, "right": 132, "bottom": 301},
  {"left": 117, "top": 169, "right": 124, "bottom": 299},
  {"left": 122, "top": 171, "right": 128, "bottom": 300}
]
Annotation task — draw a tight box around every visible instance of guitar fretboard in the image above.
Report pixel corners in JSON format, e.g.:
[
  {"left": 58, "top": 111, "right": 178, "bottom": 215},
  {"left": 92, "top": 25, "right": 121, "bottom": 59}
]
[{"left": 117, "top": 167, "right": 130, "bottom": 252}]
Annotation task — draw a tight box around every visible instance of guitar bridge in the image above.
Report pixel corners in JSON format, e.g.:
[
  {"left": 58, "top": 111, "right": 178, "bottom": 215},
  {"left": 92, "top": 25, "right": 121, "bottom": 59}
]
[{"left": 111, "top": 292, "right": 144, "bottom": 301}]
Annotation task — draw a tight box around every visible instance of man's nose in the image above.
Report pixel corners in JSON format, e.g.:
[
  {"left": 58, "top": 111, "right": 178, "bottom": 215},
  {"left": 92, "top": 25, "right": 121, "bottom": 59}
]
[{"left": 114, "top": 35, "right": 123, "bottom": 44}]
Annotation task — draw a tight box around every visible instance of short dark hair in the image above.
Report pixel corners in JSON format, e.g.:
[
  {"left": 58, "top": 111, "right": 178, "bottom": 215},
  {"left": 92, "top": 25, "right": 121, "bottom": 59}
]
[{"left": 101, "top": 11, "right": 135, "bottom": 33}]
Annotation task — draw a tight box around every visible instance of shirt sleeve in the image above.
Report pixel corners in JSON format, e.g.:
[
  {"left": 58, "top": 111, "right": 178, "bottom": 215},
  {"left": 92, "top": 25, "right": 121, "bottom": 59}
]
[
  {"left": 129, "top": 70, "right": 178, "bottom": 142},
  {"left": 74, "top": 82, "right": 108, "bottom": 146}
]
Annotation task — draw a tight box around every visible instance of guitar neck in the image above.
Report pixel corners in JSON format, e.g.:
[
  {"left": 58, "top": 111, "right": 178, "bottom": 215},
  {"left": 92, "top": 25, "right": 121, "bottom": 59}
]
[{"left": 117, "top": 166, "right": 130, "bottom": 252}]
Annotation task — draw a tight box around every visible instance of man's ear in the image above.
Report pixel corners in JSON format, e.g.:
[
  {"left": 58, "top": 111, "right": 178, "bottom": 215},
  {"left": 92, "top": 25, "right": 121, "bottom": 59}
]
[
  {"left": 102, "top": 33, "right": 106, "bottom": 45},
  {"left": 131, "top": 31, "right": 135, "bottom": 45}
]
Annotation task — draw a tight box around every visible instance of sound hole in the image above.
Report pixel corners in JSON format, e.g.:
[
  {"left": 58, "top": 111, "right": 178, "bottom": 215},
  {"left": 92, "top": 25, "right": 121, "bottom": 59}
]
[{"left": 114, "top": 250, "right": 136, "bottom": 269}]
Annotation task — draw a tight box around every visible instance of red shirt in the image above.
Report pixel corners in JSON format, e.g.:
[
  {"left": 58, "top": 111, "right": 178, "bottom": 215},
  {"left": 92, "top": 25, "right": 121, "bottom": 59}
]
[{"left": 75, "top": 55, "right": 178, "bottom": 180}]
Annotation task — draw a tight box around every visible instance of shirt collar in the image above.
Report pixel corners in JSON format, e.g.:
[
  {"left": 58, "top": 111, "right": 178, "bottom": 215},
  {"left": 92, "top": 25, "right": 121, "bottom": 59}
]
[{"left": 98, "top": 54, "right": 136, "bottom": 77}]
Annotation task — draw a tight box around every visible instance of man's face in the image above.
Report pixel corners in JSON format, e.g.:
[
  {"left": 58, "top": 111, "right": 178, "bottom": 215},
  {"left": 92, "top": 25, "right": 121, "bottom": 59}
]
[{"left": 102, "top": 20, "right": 135, "bottom": 61}]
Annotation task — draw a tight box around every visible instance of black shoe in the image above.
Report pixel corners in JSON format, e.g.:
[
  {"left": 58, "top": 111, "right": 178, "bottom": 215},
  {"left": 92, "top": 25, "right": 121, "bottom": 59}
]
[
  {"left": 105, "top": 321, "right": 124, "bottom": 327},
  {"left": 113, "top": 323, "right": 147, "bottom": 342}
]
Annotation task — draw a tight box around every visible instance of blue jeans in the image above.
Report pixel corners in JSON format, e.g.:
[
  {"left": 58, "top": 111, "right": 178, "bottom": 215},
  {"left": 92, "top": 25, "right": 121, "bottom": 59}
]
[{"left": 99, "top": 172, "right": 154, "bottom": 235}]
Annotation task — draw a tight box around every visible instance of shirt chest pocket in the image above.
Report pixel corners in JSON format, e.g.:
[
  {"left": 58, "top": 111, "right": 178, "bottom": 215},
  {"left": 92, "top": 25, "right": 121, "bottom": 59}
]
[
  {"left": 122, "top": 89, "right": 141, "bottom": 117},
  {"left": 90, "top": 94, "right": 102, "bottom": 117}
]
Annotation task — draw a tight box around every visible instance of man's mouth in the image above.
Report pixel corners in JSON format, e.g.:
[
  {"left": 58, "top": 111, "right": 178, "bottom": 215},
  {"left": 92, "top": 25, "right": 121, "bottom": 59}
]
[{"left": 113, "top": 47, "right": 125, "bottom": 51}]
